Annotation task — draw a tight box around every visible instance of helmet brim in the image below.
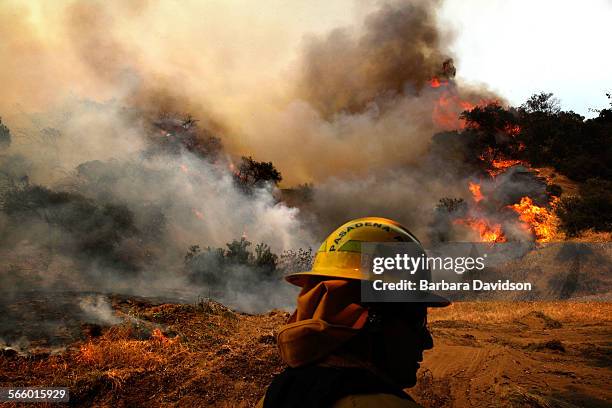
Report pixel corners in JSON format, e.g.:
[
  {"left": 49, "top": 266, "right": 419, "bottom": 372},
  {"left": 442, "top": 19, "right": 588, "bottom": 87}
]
[
  {"left": 285, "top": 271, "right": 451, "bottom": 308},
  {"left": 285, "top": 270, "right": 361, "bottom": 287}
]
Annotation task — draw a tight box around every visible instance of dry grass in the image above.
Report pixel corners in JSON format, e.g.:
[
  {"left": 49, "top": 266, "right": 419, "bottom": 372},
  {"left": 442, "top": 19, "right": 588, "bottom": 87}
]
[
  {"left": 429, "top": 301, "right": 612, "bottom": 324},
  {"left": 571, "top": 229, "right": 612, "bottom": 242},
  {"left": 0, "top": 299, "right": 286, "bottom": 407},
  {"left": 76, "top": 327, "right": 186, "bottom": 370}
]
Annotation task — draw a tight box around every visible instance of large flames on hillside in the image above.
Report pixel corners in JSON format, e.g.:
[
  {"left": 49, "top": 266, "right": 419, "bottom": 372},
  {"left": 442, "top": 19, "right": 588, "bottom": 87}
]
[
  {"left": 454, "top": 178, "right": 558, "bottom": 243},
  {"left": 428, "top": 77, "right": 560, "bottom": 243}
]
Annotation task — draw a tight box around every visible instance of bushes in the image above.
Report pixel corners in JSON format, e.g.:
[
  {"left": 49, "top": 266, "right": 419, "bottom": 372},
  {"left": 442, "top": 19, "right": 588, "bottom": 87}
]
[
  {"left": 149, "top": 113, "right": 223, "bottom": 160},
  {"left": 254, "top": 243, "right": 278, "bottom": 272},
  {"left": 277, "top": 248, "right": 313, "bottom": 274},
  {"left": 557, "top": 179, "right": 612, "bottom": 236},
  {"left": 429, "top": 198, "right": 467, "bottom": 243},
  {"left": 1, "top": 184, "right": 138, "bottom": 271},
  {"left": 185, "top": 238, "right": 313, "bottom": 287},
  {"left": 185, "top": 238, "right": 278, "bottom": 286},
  {"left": 435, "top": 197, "right": 466, "bottom": 214}
]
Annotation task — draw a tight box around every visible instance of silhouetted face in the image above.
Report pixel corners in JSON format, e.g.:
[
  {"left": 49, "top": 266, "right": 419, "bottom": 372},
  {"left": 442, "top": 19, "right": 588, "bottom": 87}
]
[{"left": 376, "top": 304, "right": 433, "bottom": 388}]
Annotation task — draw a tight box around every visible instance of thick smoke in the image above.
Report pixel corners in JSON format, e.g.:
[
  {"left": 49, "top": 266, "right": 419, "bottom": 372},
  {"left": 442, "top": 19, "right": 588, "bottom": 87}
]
[
  {"left": 0, "top": 0, "right": 495, "bottom": 183},
  {"left": 0, "top": 0, "right": 506, "bottom": 322},
  {"left": 0, "top": 101, "right": 309, "bottom": 316},
  {"left": 297, "top": 0, "right": 452, "bottom": 117}
]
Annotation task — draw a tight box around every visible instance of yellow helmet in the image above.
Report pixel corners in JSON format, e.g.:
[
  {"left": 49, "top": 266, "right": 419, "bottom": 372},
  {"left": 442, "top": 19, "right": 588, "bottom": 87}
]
[{"left": 286, "top": 217, "right": 423, "bottom": 287}]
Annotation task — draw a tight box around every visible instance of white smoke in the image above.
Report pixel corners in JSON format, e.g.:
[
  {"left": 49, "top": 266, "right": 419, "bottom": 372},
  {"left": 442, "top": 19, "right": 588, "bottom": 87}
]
[
  {"left": 79, "top": 295, "right": 122, "bottom": 325},
  {"left": 0, "top": 99, "right": 313, "bottom": 312}
]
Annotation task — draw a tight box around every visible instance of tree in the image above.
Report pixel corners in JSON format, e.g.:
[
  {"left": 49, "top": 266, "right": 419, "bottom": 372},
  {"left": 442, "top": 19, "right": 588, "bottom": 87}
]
[
  {"left": 459, "top": 103, "right": 521, "bottom": 159},
  {"left": 520, "top": 92, "right": 561, "bottom": 115},
  {"left": 234, "top": 156, "right": 282, "bottom": 191},
  {"left": 460, "top": 103, "right": 518, "bottom": 135},
  {"left": 458, "top": 93, "right": 611, "bottom": 184},
  {"left": 516, "top": 93, "right": 610, "bottom": 181}
]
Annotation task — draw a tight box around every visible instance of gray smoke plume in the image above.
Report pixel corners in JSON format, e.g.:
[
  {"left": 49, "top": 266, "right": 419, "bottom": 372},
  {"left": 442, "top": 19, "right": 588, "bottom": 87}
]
[
  {"left": 0, "top": 100, "right": 310, "bottom": 317},
  {"left": 297, "top": 0, "right": 453, "bottom": 118}
]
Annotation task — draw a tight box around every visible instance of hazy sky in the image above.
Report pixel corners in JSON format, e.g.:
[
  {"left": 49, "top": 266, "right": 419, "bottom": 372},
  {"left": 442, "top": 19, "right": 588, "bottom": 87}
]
[{"left": 440, "top": 0, "right": 612, "bottom": 117}]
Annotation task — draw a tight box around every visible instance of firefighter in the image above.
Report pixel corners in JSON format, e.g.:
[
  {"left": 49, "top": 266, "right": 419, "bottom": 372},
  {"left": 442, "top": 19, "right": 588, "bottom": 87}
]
[{"left": 256, "top": 217, "right": 449, "bottom": 408}]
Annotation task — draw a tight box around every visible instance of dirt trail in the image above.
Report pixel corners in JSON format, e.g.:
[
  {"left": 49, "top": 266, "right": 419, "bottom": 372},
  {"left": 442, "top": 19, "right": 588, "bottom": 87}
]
[{"left": 412, "top": 314, "right": 612, "bottom": 407}]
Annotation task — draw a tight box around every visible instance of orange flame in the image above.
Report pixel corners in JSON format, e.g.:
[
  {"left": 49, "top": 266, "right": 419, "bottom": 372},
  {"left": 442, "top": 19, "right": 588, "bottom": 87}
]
[
  {"left": 428, "top": 76, "right": 483, "bottom": 130},
  {"left": 487, "top": 158, "right": 522, "bottom": 177},
  {"left": 509, "top": 196, "right": 557, "bottom": 242},
  {"left": 468, "top": 181, "right": 483, "bottom": 203},
  {"left": 429, "top": 77, "right": 448, "bottom": 88},
  {"left": 432, "top": 95, "right": 475, "bottom": 130},
  {"left": 151, "top": 328, "right": 177, "bottom": 346},
  {"left": 454, "top": 180, "right": 506, "bottom": 242},
  {"left": 78, "top": 344, "right": 95, "bottom": 363},
  {"left": 453, "top": 218, "right": 507, "bottom": 243},
  {"left": 228, "top": 161, "right": 241, "bottom": 177},
  {"left": 479, "top": 147, "right": 523, "bottom": 177}
]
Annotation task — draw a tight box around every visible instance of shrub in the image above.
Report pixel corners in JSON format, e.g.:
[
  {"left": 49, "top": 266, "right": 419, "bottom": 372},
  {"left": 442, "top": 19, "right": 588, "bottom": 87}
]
[
  {"left": 185, "top": 238, "right": 292, "bottom": 286},
  {"left": 2, "top": 184, "right": 138, "bottom": 270},
  {"left": 557, "top": 179, "right": 612, "bottom": 236}
]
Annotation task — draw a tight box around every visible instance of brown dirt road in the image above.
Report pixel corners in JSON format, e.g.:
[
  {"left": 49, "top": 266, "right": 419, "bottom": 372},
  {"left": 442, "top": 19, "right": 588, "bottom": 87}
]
[{"left": 413, "top": 308, "right": 611, "bottom": 407}]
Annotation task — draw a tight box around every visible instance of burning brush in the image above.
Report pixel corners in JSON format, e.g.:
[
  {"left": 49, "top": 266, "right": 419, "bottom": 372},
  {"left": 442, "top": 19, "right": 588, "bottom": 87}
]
[
  {"left": 427, "top": 92, "right": 564, "bottom": 244},
  {"left": 449, "top": 150, "right": 560, "bottom": 243}
]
